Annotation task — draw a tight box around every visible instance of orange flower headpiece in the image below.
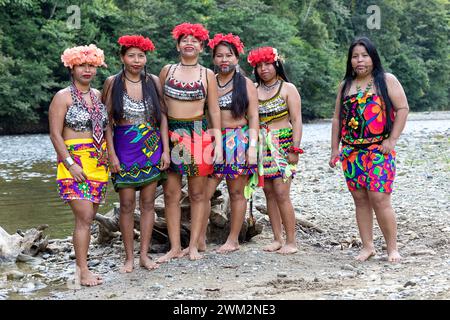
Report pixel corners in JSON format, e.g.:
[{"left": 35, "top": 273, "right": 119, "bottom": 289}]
[
  {"left": 172, "top": 22, "right": 209, "bottom": 41},
  {"left": 118, "top": 35, "right": 155, "bottom": 52},
  {"left": 61, "top": 44, "right": 107, "bottom": 69},
  {"left": 208, "top": 33, "right": 244, "bottom": 54},
  {"left": 247, "top": 46, "right": 279, "bottom": 67}
]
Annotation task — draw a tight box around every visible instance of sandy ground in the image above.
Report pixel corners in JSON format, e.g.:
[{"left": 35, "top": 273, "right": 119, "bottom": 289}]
[{"left": 1, "top": 112, "right": 449, "bottom": 300}]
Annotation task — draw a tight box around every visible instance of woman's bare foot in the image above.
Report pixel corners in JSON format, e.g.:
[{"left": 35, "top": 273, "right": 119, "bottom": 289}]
[
  {"left": 355, "top": 247, "right": 376, "bottom": 261},
  {"left": 263, "top": 240, "right": 283, "bottom": 252},
  {"left": 139, "top": 256, "right": 159, "bottom": 270},
  {"left": 119, "top": 258, "right": 134, "bottom": 273},
  {"left": 80, "top": 270, "right": 103, "bottom": 287},
  {"left": 277, "top": 243, "right": 298, "bottom": 254},
  {"left": 189, "top": 247, "right": 203, "bottom": 261},
  {"left": 217, "top": 240, "right": 240, "bottom": 254},
  {"left": 387, "top": 250, "right": 402, "bottom": 262},
  {"left": 156, "top": 249, "right": 185, "bottom": 264}
]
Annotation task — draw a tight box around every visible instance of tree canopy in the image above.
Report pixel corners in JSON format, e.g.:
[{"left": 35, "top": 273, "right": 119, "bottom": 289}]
[{"left": 0, "top": 0, "right": 448, "bottom": 134}]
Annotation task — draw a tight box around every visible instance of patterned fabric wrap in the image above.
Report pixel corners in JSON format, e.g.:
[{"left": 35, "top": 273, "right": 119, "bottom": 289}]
[
  {"left": 168, "top": 116, "right": 214, "bottom": 176},
  {"left": 213, "top": 125, "right": 258, "bottom": 180},
  {"left": 112, "top": 122, "right": 165, "bottom": 191},
  {"left": 340, "top": 144, "right": 396, "bottom": 193},
  {"left": 341, "top": 93, "right": 394, "bottom": 146},
  {"left": 57, "top": 139, "right": 108, "bottom": 203},
  {"left": 260, "top": 127, "right": 296, "bottom": 181}
]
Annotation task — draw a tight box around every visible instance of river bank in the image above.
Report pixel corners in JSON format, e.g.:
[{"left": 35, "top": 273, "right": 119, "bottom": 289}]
[{"left": 0, "top": 112, "right": 449, "bottom": 300}]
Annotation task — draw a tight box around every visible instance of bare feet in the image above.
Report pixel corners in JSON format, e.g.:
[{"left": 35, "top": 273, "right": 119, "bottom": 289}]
[
  {"left": 217, "top": 241, "right": 240, "bottom": 254},
  {"left": 277, "top": 243, "right": 298, "bottom": 255},
  {"left": 198, "top": 241, "right": 207, "bottom": 252},
  {"left": 119, "top": 258, "right": 134, "bottom": 273},
  {"left": 156, "top": 249, "right": 185, "bottom": 264},
  {"left": 263, "top": 240, "right": 283, "bottom": 252},
  {"left": 189, "top": 247, "right": 203, "bottom": 261},
  {"left": 388, "top": 250, "right": 402, "bottom": 263},
  {"left": 355, "top": 247, "right": 376, "bottom": 261},
  {"left": 80, "top": 270, "right": 103, "bottom": 287},
  {"left": 182, "top": 243, "right": 206, "bottom": 256},
  {"left": 139, "top": 256, "right": 159, "bottom": 270}
]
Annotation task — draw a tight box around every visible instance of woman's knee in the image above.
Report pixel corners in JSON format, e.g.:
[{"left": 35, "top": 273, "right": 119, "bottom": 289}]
[
  {"left": 351, "top": 190, "right": 370, "bottom": 207},
  {"left": 228, "top": 188, "right": 245, "bottom": 202},
  {"left": 120, "top": 198, "right": 136, "bottom": 214},
  {"left": 140, "top": 198, "right": 155, "bottom": 213},
  {"left": 189, "top": 189, "right": 205, "bottom": 202},
  {"left": 164, "top": 188, "right": 181, "bottom": 205}
]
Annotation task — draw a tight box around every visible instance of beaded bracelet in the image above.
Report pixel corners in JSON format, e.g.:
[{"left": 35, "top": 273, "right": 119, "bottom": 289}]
[{"left": 288, "top": 146, "right": 304, "bottom": 154}]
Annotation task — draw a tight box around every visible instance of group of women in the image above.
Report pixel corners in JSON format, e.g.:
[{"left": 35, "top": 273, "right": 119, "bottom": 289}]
[{"left": 49, "top": 22, "right": 408, "bottom": 287}]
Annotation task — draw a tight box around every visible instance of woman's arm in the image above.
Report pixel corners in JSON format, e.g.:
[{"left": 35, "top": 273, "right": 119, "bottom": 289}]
[
  {"left": 378, "top": 73, "right": 409, "bottom": 154},
  {"left": 286, "top": 83, "right": 303, "bottom": 164},
  {"left": 329, "top": 82, "right": 344, "bottom": 168},
  {"left": 48, "top": 89, "right": 87, "bottom": 182},
  {"left": 152, "top": 74, "right": 170, "bottom": 170},
  {"left": 102, "top": 76, "right": 120, "bottom": 173},
  {"left": 246, "top": 78, "right": 259, "bottom": 165},
  {"left": 206, "top": 68, "right": 223, "bottom": 163}
]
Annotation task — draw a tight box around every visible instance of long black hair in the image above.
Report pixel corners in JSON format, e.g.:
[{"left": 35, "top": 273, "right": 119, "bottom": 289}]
[
  {"left": 340, "top": 36, "right": 393, "bottom": 134},
  {"left": 254, "top": 60, "right": 290, "bottom": 84},
  {"left": 111, "top": 46, "right": 162, "bottom": 124},
  {"left": 213, "top": 41, "right": 248, "bottom": 119}
]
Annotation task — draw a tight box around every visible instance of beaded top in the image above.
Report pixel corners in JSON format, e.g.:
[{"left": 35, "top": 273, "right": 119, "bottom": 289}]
[
  {"left": 164, "top": 63, "right": 206, "bottom": 101},
  {"left": 258, "top": 81, "right": 288, "bottom": 125},
  {"left": 122, "top": 92, "right": 154, "bottom": 125},
  {"left": 218, "top": 90, "right": 233, "bottom": 111},
  {"left": 64, "top": 86, "right": 108, "bottom": 132}
]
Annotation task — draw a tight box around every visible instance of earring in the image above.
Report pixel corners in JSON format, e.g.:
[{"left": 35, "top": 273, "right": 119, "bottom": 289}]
[{"left": 236, "top": 64, "right": 240, "bottom": 73}]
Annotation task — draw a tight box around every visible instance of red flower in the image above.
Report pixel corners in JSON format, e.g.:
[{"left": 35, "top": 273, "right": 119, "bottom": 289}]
[
  {"left": 208, "top": 33, "right": 245, "bottom": 53},
  {"left": 172, "top": 22, "right": 209, "bottom": 41},
  {"left": 118, "top": 35, "right": 155, "bottom": 52},
  {"left": 247, "top": 46, "right": 279, "bottom": 67}
]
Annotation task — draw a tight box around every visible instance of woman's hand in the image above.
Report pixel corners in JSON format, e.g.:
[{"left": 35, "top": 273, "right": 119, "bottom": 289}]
[
  {"left": 246, "top": 146, "right": 257, "bottom": 165},
  {"left": 213, "top": 145, "right": 223, "bottom": 165},
  {"left": 69, "top": 164, "right": 88, "bottom": 183},
  {"left": 287, "top": 152, "right": 299, "bottom": 165},
  {"left": 329, "top": 150, "right": 340, "bottom": 168},
  {"left": 378, "top": 138, "right": 397, "bottom": 154},
  {"left": 108, "top": 153, "right": 121, "bottom": 173},
  {"left": 160, "top": 151, "right": 171, "bottom": 170}
]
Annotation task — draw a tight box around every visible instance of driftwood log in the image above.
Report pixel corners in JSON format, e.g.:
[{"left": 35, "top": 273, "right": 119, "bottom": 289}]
[
  {"left": 94, "top": 180, "right": 264, "bottom": 252},
  {"left": 0, "top": 225, "right": 49, "bottom": 262}
]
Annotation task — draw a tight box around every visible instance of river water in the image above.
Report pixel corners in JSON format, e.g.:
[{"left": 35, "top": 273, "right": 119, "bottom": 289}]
[{"left": 0, "top": 112, "right": 449, "bottom": 238}]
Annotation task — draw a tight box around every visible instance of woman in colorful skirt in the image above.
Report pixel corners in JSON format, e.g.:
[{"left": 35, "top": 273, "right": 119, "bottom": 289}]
[
  {"left": 49, "top": 44, "right": 109, "bottom": 286},
  {"left": 102, "top": 35, "right": 170, "bottom": 272},
  {"left": 157, "top": 23, "right": 222, "bottom": 262},
  {"left": 249, "top": 47, "right": 303, "bottom": 254},
  {"left": 329, "top": 37, "right": 409, "bottom": 262},
  {"left": 197, "top": 33, "right": 259, "bottom": 254}
]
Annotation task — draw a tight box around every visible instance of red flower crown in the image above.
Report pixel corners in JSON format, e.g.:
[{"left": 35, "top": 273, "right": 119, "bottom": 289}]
[
  {"left": 118, "top": 35, "right": 155, "bottom": 52},
  {"left": 247, "top": 46, "right": 279, "bottom": 67},
  {"left": 208, "top": 33, "right": 245, "bottom": 54},
  {"left": 172, "top": 22, "right": 209, "bottom": 41}
]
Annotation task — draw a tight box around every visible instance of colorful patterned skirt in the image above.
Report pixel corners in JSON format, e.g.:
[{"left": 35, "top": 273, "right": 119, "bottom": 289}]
[
  {"left": 57, "top": 138, "right": 109, "bottom": 203},
  {"left": 112, "top": 123, "right": 165, "bottom": 191},
  {"left": 340, "top": 143, "right": 396, "bottom": 193},
  {"left": 213, "top": 125, "right": 258, "bottom": 180},
  {"left": 260, "top": 127, "right": 296, "bottom": 181},
  {"left": 168, "top": 115, "right": 214, "bottom": 177}
]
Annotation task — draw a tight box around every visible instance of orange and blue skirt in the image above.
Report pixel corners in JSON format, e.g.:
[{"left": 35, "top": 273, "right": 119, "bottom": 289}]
[
  {"left": 168, "top": 116, "right": 214, "bottom": 177},
  {"left": 340, "top": 143, "right": 396, "bottom": 193},
  {"left": 56, "top": 138, "right": 109, "bottom": 203}
]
